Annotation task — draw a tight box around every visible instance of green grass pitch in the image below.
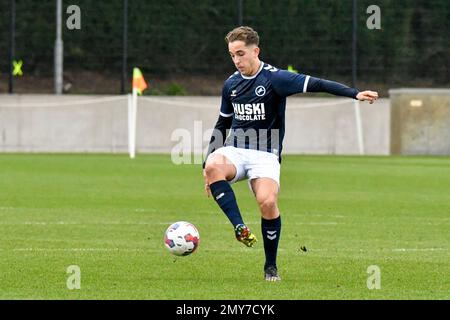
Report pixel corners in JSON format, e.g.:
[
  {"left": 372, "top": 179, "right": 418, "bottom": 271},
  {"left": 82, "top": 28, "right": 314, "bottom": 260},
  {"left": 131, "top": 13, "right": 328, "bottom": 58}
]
[{"left": 0, "top": 154, "right": 449, "bottom": 300}]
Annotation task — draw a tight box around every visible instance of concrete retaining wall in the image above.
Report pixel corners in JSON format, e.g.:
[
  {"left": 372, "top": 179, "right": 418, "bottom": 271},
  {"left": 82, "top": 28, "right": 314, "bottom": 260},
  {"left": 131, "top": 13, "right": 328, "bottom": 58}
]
[
  {"left": 0, "top": 95, "right": 391, "bottom": 155},
  {"left": 390, "top": 89, "right": 450, "bottom": 155}
]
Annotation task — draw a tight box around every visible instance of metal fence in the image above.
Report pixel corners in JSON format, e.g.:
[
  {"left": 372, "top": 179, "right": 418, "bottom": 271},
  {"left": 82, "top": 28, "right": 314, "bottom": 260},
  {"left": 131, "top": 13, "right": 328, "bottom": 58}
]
[{"left": 0, "top": 0, "right": 449, "bottom": 95}]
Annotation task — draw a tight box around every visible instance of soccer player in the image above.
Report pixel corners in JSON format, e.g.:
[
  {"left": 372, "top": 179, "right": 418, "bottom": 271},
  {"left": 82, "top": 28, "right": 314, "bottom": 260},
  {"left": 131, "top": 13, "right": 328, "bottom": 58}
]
[{"left": 203, "top": 26, "right": 378, "bottom": 281}]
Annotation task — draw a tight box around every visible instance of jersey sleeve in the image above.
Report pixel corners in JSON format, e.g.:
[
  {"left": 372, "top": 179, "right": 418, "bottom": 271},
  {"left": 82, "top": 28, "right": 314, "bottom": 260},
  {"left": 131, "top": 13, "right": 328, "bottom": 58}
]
[
  {"left": 219, "top": 82, "right": 234, "bottom": 118},
  {"left": 306, "top": 77, "right": 359, "bottom": 99},
  {"left": 270, "top": 69, "right": 310, "bottom": 97}
]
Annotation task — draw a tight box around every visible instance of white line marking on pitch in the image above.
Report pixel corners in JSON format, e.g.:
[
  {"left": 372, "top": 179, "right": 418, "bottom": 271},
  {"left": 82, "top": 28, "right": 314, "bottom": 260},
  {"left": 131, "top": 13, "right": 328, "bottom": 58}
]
[
  {"left": 7, "top": 247, "right": 271, "bottom": 253},
  {"left": 0, "top": 221, "right": 176, "bottom": 225},
  {"left": 12, "top": 248, "right": 147, "bottom": 252},
  {"left": 6, "top": 247, "right": 448, "bottom": 254},
  {"left": 392, "top": 248, "right": 448, "bottom": 252},
  {"left": 306, "top": 248, "right": 449, "bottom": 253},
  {"left": 0, "top": 221, "right": 343, "bottom": 226}
]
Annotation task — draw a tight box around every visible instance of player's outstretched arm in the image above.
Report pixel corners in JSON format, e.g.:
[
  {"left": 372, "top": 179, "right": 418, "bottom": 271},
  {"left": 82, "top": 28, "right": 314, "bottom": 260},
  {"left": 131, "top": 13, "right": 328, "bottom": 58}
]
[{"left": 307, "top": 77, "right": 378, "bottom": 103}]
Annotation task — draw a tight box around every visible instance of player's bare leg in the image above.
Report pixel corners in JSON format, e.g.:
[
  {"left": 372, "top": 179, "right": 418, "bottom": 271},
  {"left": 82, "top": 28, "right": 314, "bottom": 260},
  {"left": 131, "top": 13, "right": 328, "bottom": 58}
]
[
  {"left": 251, "top": 178, "right": 282, "bottom": 281},
  {"left": 204, "top": 154, "right": 257, "bottom": 247},
  {"left": 251, "top": 178, "right": 280, "bottom": 220},
  {"left": 204, "top": 154, "right": 236, "bottom": 196}
]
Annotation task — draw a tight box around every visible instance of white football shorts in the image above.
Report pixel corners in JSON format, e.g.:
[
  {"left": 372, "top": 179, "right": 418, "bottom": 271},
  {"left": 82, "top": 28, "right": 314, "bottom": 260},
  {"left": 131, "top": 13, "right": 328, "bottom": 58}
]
[{"left": 210, "top": 146, "right": 281, "bottom": 187}]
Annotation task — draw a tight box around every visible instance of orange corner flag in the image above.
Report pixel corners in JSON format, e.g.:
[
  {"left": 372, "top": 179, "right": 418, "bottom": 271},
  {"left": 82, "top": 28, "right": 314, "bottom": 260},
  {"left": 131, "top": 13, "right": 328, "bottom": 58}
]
[{"left": 132, "top": 67, "right": 148, "bottom": 95}]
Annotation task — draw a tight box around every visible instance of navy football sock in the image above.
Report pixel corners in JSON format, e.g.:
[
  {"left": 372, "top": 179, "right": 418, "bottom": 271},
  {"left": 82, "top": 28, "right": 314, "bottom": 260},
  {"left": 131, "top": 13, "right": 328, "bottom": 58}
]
[
  {"left": 209, "top": 180, "right": 244, "bottom": 228},
  {"left": 261, "top": 216, "right": 281, "bottom": 270}
]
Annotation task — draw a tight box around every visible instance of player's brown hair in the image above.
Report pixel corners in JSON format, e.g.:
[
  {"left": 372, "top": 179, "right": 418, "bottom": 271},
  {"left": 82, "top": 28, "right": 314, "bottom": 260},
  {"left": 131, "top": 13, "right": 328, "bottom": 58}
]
[{"left": 225, "top": 26, "right": 259, "bottom": 46}]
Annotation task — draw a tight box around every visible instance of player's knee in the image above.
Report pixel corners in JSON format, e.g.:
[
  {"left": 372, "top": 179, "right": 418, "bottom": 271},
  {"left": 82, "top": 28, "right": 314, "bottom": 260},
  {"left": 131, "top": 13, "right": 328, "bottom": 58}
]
[
  {"left": 204, "top": 162, "right": 218, "bottom": 177},
  {"left": 258, "top": 194, "right": 278, "bottom": 212},
  {"left": 204, "top": 161, "right": 225, "bottom": 181},
  {"left": 205, "top": 155, "right": 233, "bottom": 180}
]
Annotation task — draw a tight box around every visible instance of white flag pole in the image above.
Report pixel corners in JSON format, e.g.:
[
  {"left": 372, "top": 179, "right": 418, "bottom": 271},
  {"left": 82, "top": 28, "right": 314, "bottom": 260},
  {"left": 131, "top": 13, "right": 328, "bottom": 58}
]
[
  {"left": 55, "top": 0, "right": 64, "bottom": 94},
  {"left": 128, "top": 91, "right": 137, "bottom": 159},
  {"left": 353, "top": 100, "right": 365, "bottom": 155},
  {"left": 127, "top": 93, "right": 132, "bottom": 158}
]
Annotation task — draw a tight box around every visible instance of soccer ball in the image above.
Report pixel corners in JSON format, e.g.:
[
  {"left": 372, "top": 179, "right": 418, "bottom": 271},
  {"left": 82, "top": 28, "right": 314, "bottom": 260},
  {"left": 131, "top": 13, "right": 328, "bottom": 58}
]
[{"left": 164, "top": 221, "right": 200, "bottom": 256}]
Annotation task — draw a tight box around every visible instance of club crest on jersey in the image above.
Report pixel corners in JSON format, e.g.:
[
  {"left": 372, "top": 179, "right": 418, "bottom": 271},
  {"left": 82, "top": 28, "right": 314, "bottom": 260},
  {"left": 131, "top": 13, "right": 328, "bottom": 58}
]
[{"left": 255, "top": 86, "right": 266, "bottom": 97}]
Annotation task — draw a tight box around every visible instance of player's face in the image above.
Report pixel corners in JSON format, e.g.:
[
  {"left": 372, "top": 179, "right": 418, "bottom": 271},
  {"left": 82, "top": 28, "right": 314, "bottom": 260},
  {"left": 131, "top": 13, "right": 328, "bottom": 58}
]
[{"left": 228, "top": 41, "right": 260, "bottom": 76}]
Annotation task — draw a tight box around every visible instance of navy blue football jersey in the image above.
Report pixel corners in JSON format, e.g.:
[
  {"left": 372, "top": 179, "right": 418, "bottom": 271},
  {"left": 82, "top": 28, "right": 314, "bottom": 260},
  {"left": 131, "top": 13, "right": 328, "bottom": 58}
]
[{"left": 219, "top": 62, "right": 310, "bottom": 161}]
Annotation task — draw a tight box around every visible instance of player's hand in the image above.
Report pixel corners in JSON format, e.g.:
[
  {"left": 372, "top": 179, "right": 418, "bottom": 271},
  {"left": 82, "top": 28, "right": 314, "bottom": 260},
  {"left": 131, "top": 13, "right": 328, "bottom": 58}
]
[
  {"left": 203, "top": 169, "right": 211, "bottom": 198},
  {"left": 356, "top": 91, "right": 378, "bottom": 104}
]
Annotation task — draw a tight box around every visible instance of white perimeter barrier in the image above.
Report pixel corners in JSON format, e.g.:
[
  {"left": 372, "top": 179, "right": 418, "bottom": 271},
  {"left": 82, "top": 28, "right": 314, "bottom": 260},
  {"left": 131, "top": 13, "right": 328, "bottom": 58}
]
[{"left": 0, "top": 95, "right": 390, "bottom": 156}]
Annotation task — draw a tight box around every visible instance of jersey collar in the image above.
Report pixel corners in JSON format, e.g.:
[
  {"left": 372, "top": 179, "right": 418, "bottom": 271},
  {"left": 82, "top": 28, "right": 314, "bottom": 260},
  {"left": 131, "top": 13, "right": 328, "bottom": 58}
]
[{"left": 240, "top": 61, "right": 264, "bottom": 80}]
